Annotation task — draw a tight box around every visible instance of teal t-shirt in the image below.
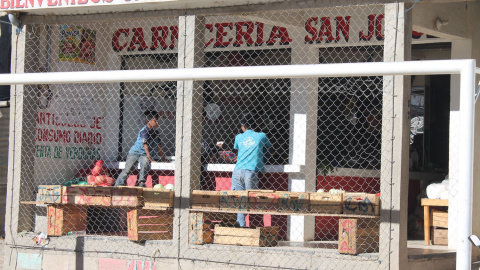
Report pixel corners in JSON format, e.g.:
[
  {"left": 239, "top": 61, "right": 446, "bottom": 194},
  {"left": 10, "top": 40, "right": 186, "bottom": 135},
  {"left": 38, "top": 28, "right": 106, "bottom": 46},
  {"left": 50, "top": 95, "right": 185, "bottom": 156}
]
[{"left": 234, "top": 129, "right": 271, "bottom": 173}]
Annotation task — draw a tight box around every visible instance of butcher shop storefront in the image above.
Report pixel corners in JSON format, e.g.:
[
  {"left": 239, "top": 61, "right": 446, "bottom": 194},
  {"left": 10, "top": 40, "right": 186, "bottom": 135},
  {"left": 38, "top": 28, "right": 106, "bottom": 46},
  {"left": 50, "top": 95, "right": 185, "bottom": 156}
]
[{"left": 2, "top": 1, "right": 479, "bottom": 270}]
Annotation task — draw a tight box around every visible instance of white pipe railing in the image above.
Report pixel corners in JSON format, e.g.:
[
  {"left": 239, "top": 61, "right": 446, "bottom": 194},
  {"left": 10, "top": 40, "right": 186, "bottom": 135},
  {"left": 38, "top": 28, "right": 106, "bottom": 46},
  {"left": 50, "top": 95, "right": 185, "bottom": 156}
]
[
  {"left": 0, "top": 59, "right": 477, "bottom": 269},
  {"left": 0, "top": 60, "right": 472, "bottom": 85}
]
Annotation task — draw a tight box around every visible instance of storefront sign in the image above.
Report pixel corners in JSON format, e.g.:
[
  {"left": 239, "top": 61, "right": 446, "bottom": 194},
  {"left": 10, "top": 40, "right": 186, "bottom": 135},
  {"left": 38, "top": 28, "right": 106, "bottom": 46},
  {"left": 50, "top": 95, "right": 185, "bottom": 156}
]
[{"left": 111, "top": 16, "right": 439, "bottom": 53}]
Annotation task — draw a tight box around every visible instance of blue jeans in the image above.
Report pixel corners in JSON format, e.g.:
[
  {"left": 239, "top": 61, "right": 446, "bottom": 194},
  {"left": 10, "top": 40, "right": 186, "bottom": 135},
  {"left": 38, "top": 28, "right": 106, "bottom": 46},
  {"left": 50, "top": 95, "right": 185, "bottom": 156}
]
[
  {"left": 231, "top": 169, "right": 259, "bottom": 227},
  {"left": 115, "top": 154, "right": 151, "bottom": 186}
]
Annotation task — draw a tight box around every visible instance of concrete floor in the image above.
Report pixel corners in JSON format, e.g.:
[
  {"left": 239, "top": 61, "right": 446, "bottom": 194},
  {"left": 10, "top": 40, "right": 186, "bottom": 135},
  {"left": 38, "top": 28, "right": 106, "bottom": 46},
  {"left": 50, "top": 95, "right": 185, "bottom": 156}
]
[{"left": 408, "top": 240, "right": 455, "bottom": 258}]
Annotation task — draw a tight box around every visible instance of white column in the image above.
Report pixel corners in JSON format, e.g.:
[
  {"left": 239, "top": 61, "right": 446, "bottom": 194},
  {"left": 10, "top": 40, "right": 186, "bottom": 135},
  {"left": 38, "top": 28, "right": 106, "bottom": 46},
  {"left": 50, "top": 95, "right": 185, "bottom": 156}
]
[
  {"left": 174, "top": 15, "right": 205, "bottom": 264},
  {"left": 287, "top": 33, "right": 318, "bottom": 242},
  {"left": 4, "top": 24, "right": 36, "bottom": 270},
  {"left": 448, "top": 39, "right": 472, "bottom": 249},
  {"left": 380, "top": 4, "right": 411, "bottom": 270}
]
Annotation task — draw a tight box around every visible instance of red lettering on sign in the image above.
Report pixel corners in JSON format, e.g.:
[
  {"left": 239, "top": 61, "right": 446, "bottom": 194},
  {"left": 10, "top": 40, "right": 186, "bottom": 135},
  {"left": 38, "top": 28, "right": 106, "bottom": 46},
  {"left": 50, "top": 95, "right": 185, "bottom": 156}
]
[
  {"left": 255, "top": 22, "right": 264, "bottom": 46},
  {"left": 359, "top": 14, "right": 375, "bottom": 41},
  {"left": 317, "top": 17, "right": 334, "bottom": 43},
  {"left": 0, "top": 0, "right": 9, "bottom": 8},
  {"left": 150, "top": 26, "right": 169, "bottom": 50},
  {"left": 169, "top": 25, "right": 178, "bottom": 49},
  {"left": 304, "top": 17, "right": 318, "bottom": 43},
  {"left": 204, "top": 24, "right": 214, "bottom": 48},
  {"left": 234, "top": 21, "right": 254, "bottom": 47},
  {"left": 266, "top": 26, "right": 292, "bottom": 45},
  {"left": 335, "top": 16, "right": 351, "bottom": 42},
  {"left": 375, "top": 14, "right": 384, "bottom": 41},
  {"left": 214, "top": 22, "right": 233, "bottom": 48},
  {"left": 14, "top": 0, "right": 24, "bottom": 8},
  {"left": 128, "top": 28, "right": 148, "bottom": 51},
  {"left": 412, "top": 30, "right": 423, "bottom": 39},
  {"left": 112, "top": 28, "right": 129, "bottom": 52}
]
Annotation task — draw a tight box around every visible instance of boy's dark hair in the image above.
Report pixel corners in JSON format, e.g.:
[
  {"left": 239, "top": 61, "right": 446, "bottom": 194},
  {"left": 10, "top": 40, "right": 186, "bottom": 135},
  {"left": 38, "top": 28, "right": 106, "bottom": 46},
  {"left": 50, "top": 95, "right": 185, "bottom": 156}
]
[
  {"left": 144, "top": 110, "right": 159, "bottom": 121},
  {"left": 241, "top": 113, "right": 257, "bottom": 130}
]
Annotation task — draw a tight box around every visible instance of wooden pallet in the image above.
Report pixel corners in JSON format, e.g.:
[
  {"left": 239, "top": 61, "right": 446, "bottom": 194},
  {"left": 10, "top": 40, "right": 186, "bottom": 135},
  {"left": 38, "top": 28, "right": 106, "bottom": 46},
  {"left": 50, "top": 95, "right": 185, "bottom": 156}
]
[
  {"left": 47, "top": 205, "right": 87, "bottom": 236},
  {"left": 38, "top": 185, "right": 62, "bottom": 204},
  {"left": 277, "top": 192, "right": 309, "bottom": 213},
  {"left": 309, "top": 193, "right": 342, "bottom": 214},
  {"left": 127, "top": 209, "right": 173, "bottom": 241},
  {"left": 111, "top": 187, "right": 143, "bottom": 207},
  {"left": 431, "top": 209, "right": 448, "bottom": 228},
  {"left": 219, "top": 191, "right": 248, "bottom": 211},
  {"left": 338, "top": 218, "right": 379, "bottom": 255},
  {"left": 62, "top": 186, "right": 112, "bottom": 206},
  {"left": 142, "top": 189, "right": 174, "bottom": 209},
  {"left": 343, "top": 193, "right": 380, "bottom": 216},
  {"left": 214, "top": 225, "right": 279, "bottom": 247},
  {"left": 248, "top": 190, "right": 279, "bottom": 212},
  {"left": 191, "top": 190, "right": 220, "bottom": 209},
  {"left": 432, "top": 227, "right": 448, "bottom": 245}
]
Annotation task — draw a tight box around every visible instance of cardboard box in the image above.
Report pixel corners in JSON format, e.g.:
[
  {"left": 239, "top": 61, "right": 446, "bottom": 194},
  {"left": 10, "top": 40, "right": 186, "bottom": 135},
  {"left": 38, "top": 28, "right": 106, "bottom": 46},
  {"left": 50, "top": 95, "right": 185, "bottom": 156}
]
[
  {"left": 142, "top": 189, "right": 174, "bottom": 209},
  {"left": 47, "top": 205, "right": 87, "bottom": 236},
  {"left": 338, "top": 218, "right": 379, "bottom": 255},
  {"left": 248, "top": 190, "right": 279, "bottom": 212},
  {"left": 214, "top": 225, "right": 279, "bottom": 247},
  {"left": 343, "top": 193, "right": 380, "bottom": 216},
  {"left": 127, "top": 209, "right": 173, "bottom": 241},
  {"left": 309, "top": 193, "right": 342, "bottom": 214},
  {"left": 432, "top": 227, "right": 448, "bottom": 245},
  {"left": 431, "top": 210, "right": 448, "bottom": 228},
  {"left": 62, "top": 186, "right": 111, "bottom": 206},
  {"left": 191, "top": 190, "right": 220, "bottom": 209},
  {"left": 38, "top": 185, "right": 62, "bottom": 204},
  {"left": 219, "top": 190, "right": 249, "bottom": 211},
  {"left": 111, "top": 187, "right": 143, "bottom": 207},
  {"left": 277, "top": 192, "right": 309, "bottom": 213}
]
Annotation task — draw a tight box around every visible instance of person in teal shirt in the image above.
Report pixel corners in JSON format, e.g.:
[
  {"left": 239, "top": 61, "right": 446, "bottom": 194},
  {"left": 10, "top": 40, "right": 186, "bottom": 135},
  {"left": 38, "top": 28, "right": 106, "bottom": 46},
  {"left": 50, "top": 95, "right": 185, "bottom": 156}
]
[{"left": 232, "top": 113, "right": 271, "bottom": 227}]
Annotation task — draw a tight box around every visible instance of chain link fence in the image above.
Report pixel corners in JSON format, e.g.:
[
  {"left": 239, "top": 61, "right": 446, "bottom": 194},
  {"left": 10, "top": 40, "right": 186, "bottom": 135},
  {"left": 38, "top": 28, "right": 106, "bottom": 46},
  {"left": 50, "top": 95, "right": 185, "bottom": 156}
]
[{"left": 6, "top": 3, "right": 416, "bottom": 269}]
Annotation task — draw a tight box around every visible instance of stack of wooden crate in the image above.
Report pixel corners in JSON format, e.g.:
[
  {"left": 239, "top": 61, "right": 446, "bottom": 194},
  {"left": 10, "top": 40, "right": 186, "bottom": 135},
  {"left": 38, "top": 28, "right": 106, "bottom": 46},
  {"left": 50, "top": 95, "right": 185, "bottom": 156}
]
[
  {"left": 338, "top": 218, "right": 379, "bottom": 255},
  {"left": 127, "top": 209, "right": 173, "bottom": 241},
  {"left": 214, "top": 225, "right": 279, "bottom": 247},
  {"left": 343, "top": 193, "right": 380, "bottom": 216},
  {"left": 431, "top": 209, "right": 448, "bottom": 245},
  {"left": 47, "top": 204, "right": 87, "bottom": 236}
]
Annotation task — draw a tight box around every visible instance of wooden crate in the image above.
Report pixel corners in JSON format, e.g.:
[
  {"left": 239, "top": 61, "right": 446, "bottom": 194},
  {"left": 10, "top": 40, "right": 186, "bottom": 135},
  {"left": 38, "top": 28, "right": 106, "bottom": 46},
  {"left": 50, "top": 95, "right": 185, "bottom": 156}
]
[
  {"left": 219, "top": 191, "right": 249, "bottom": 211},
  {"left": 127, "top": 209, "right": 173, "bottom": 241},
  {"left": 47, "top": 205, "right": 87, "bottom": 236},
  {"left": 431, "top": 210, "right": 448, "bottom": 228},
  {"left": 338, "top": 218, "right": 379, "bottom": 255},
  {"left": 310, "top": 193, "right": 343, "bottom": 214},
  {"left": 214, "top": 225, "right": 279, "bottom": 247},
  {"left": 432, "top": 227, "right": 448, "bottom": 245},
  {"left": 38, "top": 185, "right": 62, "bottom": 204},
  {"left": 189, "top": 212, "right": 215, "bottom": 244},
  {"left": 62, "top": 186, "right": 111, "bottom": 206},
  {"left": 277, "top": 192, "right": 309, "bottom": 213},
  {"left": 343, "top": 193, "right": 380, "bottom": 216},
  {"left": 111, "top": 187, "right": 143, "bottom": 207},
  {"left": 191, "top": 190, "right": 220, "bottom": 209},
  {"left": 142, "top": 189, "right": 174, "bottom": 209},
  {"left": 248, "top": 190, "right": 279, "bottom": 212}
]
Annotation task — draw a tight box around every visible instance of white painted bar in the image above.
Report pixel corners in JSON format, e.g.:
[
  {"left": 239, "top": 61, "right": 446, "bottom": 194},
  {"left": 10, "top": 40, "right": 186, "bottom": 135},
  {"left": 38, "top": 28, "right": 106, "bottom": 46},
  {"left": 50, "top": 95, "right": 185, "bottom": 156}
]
[
  {"left": 457, "top": 60, "right": 476, "bottom": 270},
  {"left": 0, "top": 60, "right": 469, "bottom": 85}
]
